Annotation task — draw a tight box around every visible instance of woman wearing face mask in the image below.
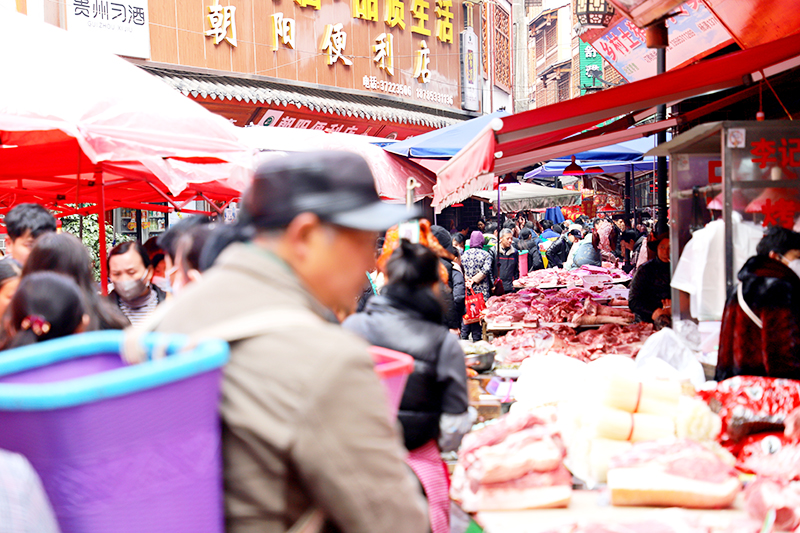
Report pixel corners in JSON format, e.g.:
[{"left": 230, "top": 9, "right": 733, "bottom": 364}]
[
  {"left": 716, "top": 226, "right": 800, "bottom": 381},
  {"left": 107, "top": 241, "right": 166, "bottom": 327}
]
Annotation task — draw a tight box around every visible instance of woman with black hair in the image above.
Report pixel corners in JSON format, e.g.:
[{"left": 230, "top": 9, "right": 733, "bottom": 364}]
[
  {"left": 0, "top": 272, "right": 89, "bottom": 351},
  {"left": 717, "top": 226, "right": 800, "bottom": 380},
  {"left": 23, "top": 233, "right": 129, "bottom": 330},
  {"left": 343, "top": 240, "right": 471, "bottom": 533}
]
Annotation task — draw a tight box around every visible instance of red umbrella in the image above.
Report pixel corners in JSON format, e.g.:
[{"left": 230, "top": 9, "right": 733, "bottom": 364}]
[{"left": 1, "top": 11, "right": 255, "bottom": 288}]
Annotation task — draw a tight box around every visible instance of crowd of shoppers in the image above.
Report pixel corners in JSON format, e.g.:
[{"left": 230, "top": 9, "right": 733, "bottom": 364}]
[{"left": 2, "top": 148, "right": 799, "bottom": 533}]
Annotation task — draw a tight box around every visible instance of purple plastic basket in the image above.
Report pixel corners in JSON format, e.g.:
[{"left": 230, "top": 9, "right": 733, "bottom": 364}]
[{"left": 0, "top": 331, "right": 228, "bottom": 533}]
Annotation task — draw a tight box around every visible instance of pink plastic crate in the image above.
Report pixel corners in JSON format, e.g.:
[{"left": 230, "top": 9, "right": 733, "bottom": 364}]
[{"left": 369, "top": 346, "right": 414, "bottom": 420}]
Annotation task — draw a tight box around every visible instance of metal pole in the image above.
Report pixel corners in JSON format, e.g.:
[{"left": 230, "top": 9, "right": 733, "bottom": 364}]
[
  {"left": 656, "top": 48, "right": 668, "bottom": 234},
  {"left": 624, "top": 170, "right": 632, "bottom": 223},
  {"left": 97, "top": 171, "right": 108, "bottom": 296},
  {"left": 135, "top": 209, "right": 143, "bottom": 243},
  {"left": 496, "top": 175, "right": 502, "bottom": 278}
]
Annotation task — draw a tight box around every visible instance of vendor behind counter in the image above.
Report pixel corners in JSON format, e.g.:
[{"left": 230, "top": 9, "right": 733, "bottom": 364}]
[
  {"left": 716, "top": 226, "right": 800, "bottom": 381},
  {"left": 628, "top": 233, "right": 671, "bottom": 327}
]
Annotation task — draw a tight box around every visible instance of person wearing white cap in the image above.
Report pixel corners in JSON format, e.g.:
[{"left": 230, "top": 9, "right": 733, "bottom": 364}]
[{"left": 153, "top": 152, "right": 428, "bottom": 533}]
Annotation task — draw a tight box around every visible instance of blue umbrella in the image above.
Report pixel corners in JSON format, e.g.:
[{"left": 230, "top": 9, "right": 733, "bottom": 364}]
[
  {"left": 566, "top": 136, "right": 658, "bottom": 162},
  {"left": 384, "top": 110, "right": 509, "bottom": 159}
]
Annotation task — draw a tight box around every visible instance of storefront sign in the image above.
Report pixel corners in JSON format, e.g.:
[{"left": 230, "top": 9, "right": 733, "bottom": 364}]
[
  {"left": 579, "top": 40, "right": 603, "bottom": 95},
  {"left": 460, "top": 28, "right": 479, "bottom": 111},
  {"left": 592, "top": 1, "right": 732, "bottom": 82},
  {"left": 66, "top": 0, "right": 150, "bottom": 59},
  {"left": 724, "top": 122, "right": 800, "bottom": 229},
  {"left": 258, "top": 110, "right": 370, "bottom": 134}
]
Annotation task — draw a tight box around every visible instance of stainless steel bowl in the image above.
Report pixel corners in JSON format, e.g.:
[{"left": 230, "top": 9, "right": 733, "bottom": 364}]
[{"left": 465, "top": 352, "right": 495, "bottom": 373}]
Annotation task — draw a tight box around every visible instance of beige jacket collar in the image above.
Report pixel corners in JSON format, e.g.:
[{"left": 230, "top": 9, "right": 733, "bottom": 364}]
[{"left": 214, "top": 242, "right": 338, "bottom": 323}]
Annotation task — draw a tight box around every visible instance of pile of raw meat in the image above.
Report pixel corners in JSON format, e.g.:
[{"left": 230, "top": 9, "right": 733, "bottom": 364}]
[
  {"left": 484, "top": 287, "right": 633, "bottom": 326},
  {"left": 451, "top": 410, "right": 572, "bottom": 511},
  {"left": 514, "top": 265, "right": 630, "bottom": 289},
  {"left": 492, "top": 323, "right": 653, "bottom": 363}
]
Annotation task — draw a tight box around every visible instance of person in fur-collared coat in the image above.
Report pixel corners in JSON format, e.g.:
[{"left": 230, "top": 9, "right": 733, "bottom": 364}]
[{"left": 716, "top": 226, "right": 800, "bottom": 381}]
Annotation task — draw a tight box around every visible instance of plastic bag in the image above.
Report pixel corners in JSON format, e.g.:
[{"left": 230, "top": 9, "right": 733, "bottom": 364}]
[
  {"left": 634, "top": 327, "right": 706, "bottom": 389},
  {"left": 463, "top": 288, "right": 485, "bottom": 325},
  {"left": 698, "top": 376, "right": 800, "bottom": 442}
]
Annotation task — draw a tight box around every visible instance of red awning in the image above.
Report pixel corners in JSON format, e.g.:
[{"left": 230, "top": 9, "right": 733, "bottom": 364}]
[{"left": 432, "top": 30, "right": 800, "bottom": 210}]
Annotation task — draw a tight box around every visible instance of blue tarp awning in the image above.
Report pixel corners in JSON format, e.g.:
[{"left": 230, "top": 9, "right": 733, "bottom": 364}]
[
  {"left": 384, "top": 110, "right": 509, "bottom": 159},
  {"left": 525, "top": 159, "right": 657, "bottom": 179},
  {"left": 523, "top": 135, "right": 664, "bottom": 180}
]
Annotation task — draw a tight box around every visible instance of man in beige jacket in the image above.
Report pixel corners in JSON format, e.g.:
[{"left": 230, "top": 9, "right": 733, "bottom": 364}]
[{"left": 154, "top": 152, "right": 428, "bottom": 533}]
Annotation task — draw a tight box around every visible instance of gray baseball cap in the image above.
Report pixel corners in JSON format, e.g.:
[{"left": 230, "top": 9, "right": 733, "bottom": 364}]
[{"left": 239, "top": 151, "right": 414, "bottom": 232}]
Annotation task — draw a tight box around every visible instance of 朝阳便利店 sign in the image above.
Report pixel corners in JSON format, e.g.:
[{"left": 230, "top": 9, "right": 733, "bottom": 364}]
[{"left": 197, "top": 0, "right": 460, "bottom": 109}]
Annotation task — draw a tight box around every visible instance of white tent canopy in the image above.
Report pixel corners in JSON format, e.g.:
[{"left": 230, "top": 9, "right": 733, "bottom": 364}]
[{"left": 473, "top": 183, "right": 581, "bottom": 212}]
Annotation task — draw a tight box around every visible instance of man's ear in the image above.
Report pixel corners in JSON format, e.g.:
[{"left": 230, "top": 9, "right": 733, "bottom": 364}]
[{"left": 280, "top": 212, "right": 323, "bottom": 262}]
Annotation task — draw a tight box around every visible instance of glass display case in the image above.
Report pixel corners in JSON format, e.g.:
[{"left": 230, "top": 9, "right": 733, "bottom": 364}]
[{"left": 650, "top": 120, "right": 800, "bottom": 322}]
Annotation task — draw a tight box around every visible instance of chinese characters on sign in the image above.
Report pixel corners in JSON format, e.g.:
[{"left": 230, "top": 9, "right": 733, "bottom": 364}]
[
  {"left": 295, "top": 0, "right": 321, "bottom": 10},
  {"left": 67, "top": 0, "right": 150, "bottom": 58},
  {"left": 411, "top": 0, "right": 431, "bottom": 35},
  {"left": 384, "top": 0, "right": 406, "bottom": 29},
  {"left": 265, "top": 113, "right": 365, "bottom": 134},
  {"left": 352, "top": 0, "right": 379, "bottom": 21},
  {"left": 731, "top": 132, "right": 800, "bottom": 229},
  {"left": 413, "top": 40, "right": 431, "bottom": 82},
  {"left": 591, "top": 1, "right": 732, "bottom": 82},
  {"left": 196, "top": 0, "right": 457, "bottom": 105},
  {"left": 321, "top": 23, "right": 353, "bottom": 66},
  {"left": 373, "top": 33, "right": 395, "bottom": 74},
  {"left": 271, "top": 13, "right": 296, "bottom": 49},
  {"left": 434, "top": 0, "right": 453, "bottom": 43},
  {"left": 205, "top": 0, "right": 237, "bottom": 47}
]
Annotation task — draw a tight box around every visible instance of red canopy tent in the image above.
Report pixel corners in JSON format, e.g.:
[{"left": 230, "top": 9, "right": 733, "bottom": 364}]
[
  {"left": 0, "top": 11, "right": 257, "bottom": 289},
  {"left": 432, "top": 31, "right": 800, "bottom": 211}
]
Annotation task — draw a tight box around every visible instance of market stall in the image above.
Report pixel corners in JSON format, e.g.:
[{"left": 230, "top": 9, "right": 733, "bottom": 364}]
[{"left": 472, "top": 183, "right": 582, "bottom": 213}]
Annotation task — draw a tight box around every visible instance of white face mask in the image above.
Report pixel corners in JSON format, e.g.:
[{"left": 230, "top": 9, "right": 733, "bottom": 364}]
[
  {"left": 786, "top": 258, "right": 800, "bottom": 280},
  {"left": 151, "top": 276, "right": 171, "bottom": 293}
]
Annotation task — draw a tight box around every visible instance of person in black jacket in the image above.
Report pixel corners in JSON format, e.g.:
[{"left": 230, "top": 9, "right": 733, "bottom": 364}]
[
  {"left": 628, "top": 233, "right": 671, "bottom": 324},
  {"left": 495, "top": 228, "right": 519, "bottom": 291},
  {"left": 431, "top": 225, "right": 465, "bottom": 330},
  {"left": 546, "top": 229, "right": 581, "bottom": 269},
  {"left": 517, "top": 228, "right": 544, "bottom": 272},
  {"left": 343, "top": 240, "right": 471, "bottom": 533}
]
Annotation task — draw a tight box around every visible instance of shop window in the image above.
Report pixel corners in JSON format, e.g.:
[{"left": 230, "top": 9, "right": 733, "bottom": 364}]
[
  {"left": 535, "top": 31, "right": 544, "bottom": 58},
  {"left": 558, "top": 73, "right": 570, "bottom": 101},
  {"left": 494, "top": 6, "right": 511, "bottom": 90},
  {"left": 545, "top": 20, "right": 557, "bottom": 51}
]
